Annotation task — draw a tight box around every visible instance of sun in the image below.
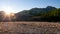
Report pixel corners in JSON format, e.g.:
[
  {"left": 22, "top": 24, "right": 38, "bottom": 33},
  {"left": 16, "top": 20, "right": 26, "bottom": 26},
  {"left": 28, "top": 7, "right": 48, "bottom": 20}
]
[
  {"left": 4, "top": 10, "right": 12, "bottom": 15},
  {"left": 2, "top": 6, "right": 14, "bottom": 15}
]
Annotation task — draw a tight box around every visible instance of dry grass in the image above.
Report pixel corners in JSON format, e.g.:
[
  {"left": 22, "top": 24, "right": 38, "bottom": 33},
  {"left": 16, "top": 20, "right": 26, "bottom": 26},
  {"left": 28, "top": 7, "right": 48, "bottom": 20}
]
[{"left": 0, "top": 22, "right": 60, "bottom": 34}]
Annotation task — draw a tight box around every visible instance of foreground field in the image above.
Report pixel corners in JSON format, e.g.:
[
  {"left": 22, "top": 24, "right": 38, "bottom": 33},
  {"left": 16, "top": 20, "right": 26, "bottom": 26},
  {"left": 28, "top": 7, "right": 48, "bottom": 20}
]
[{"left": 0, "top": 22, "right": 60, "bottom": 34}]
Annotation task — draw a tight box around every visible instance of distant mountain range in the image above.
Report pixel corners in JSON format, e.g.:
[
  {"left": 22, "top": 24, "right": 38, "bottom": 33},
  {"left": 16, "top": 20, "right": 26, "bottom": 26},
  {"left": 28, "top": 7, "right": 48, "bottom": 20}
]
[
  {"left": 15, "top": 6, "right": 58, "bottom": 21},
  {"left": 0, "top": 6, "right": 60, "bottom": 22},
  {"left": 16, "top": 6, "right": 56, "bottom": 16}
]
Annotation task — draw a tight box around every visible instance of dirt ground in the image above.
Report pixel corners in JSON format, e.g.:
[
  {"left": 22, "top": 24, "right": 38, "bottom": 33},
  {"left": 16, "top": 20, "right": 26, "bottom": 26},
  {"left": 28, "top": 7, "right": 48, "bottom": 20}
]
[{"left": 0, "top": 22, "right": 60, "bottom": 34}]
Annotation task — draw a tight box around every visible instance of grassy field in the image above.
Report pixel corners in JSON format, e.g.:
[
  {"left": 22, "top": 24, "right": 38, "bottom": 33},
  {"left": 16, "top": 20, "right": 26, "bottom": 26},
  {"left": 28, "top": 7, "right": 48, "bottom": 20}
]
[{"left": 0, "top": 22, "right": 60, "bottom": 34}]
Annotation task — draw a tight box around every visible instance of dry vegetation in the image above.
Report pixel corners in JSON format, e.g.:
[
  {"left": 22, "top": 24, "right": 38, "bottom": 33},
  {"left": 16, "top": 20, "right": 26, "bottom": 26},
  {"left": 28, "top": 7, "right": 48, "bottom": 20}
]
[{"left": 0, "top": 22, "right": 60, "bottom": 34}]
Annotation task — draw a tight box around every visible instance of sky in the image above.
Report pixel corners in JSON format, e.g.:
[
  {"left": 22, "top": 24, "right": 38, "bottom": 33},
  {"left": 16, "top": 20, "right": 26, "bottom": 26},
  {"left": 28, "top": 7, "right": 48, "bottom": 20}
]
[{"left": 0, "top": 0, "right": 60, "bottom": 13}]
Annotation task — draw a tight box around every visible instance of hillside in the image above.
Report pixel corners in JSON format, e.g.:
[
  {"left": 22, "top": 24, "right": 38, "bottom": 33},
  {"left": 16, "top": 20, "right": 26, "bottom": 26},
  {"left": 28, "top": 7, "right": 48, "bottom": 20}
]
[
  {"left": 15, "top": 6, "right": 59, "bottom": 21},
  {"left": 0, "top": 6, "right": 60, "bottom": 22}
]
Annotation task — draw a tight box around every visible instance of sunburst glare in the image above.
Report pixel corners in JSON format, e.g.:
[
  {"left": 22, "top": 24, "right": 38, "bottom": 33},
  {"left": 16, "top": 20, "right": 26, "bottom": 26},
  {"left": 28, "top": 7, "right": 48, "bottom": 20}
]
[{"left": 2, "top": 6, "right": 14, "bottom": 15}]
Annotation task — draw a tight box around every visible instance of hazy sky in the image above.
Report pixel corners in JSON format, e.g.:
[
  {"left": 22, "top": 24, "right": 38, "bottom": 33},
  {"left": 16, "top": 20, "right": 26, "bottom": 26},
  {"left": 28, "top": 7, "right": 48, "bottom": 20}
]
[{"left": 0, "top": 0, "right": 60, "bottom": 13}]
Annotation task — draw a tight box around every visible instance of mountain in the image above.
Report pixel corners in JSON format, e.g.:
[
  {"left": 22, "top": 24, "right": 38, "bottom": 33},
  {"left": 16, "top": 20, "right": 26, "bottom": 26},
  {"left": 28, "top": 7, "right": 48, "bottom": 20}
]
[
  {"left": 15, "top": 6, "right": 57, "bottom": 21},
  {"left": 16, "top": 6, "right": 56, "bottom": 16},
  {"left": 0, "top": 6, "right": 59, "bottom": 22}
]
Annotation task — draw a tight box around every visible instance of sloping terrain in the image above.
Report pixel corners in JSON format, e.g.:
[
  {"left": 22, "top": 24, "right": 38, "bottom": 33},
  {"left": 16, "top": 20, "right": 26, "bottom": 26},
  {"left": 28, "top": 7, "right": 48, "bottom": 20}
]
[{"left": 0, "top": 22, "right": 60, "bottom": 34}]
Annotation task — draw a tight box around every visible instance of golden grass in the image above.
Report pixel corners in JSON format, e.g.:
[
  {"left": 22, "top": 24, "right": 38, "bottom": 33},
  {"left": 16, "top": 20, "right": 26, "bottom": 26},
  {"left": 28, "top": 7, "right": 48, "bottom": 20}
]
[{"left": 0, "top": 22, "right": 60, "bottom": 34}]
